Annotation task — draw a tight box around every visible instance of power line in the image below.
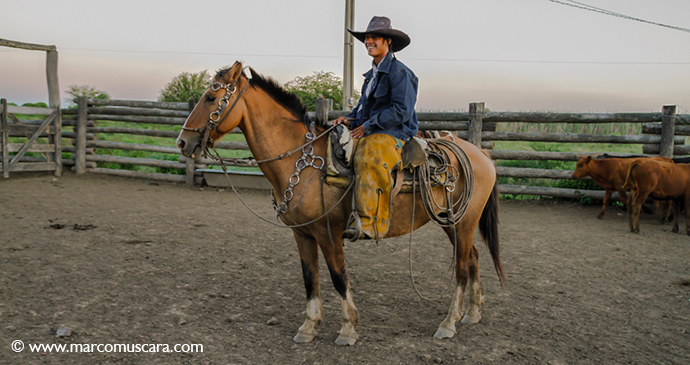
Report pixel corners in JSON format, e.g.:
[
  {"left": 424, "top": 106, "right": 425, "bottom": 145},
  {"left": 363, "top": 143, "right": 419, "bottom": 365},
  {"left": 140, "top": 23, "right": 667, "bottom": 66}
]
[
  {"left": 8, "top": 44, "right": 688, "bottom": 66},
  {"left": 61, "top": 47, "right": 341, "bottom": 59},
  {"left": 546, "top": 0, "right": 690, "bottom": 33},
  {"left": 407, "top": 57, "right": 690, "bottom": 65},
  {"left": 55, "top": 47, "right": 689, "bottom": 65}
]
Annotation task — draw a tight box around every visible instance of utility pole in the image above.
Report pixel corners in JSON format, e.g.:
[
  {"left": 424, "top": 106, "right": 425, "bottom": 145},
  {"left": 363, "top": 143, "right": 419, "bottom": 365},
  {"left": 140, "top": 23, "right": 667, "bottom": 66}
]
[{"left": 342, "top": 0, "right": 355, "bottom": 111}]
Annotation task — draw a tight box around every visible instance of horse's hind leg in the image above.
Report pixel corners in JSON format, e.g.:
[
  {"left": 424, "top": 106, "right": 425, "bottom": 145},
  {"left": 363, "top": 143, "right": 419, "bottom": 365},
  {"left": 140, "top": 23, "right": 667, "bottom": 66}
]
[
  {"left": 460, "top": 245, "right": 484, "bottom": 324},
  {"left": 293, "top": 233, "right": 323, "bottom": 343},
  {"left": 318, "top": 235, "right": 359, "bottom": 346},
  {"left": 434, "top": 222, "right": 479, "bottom": 339}
]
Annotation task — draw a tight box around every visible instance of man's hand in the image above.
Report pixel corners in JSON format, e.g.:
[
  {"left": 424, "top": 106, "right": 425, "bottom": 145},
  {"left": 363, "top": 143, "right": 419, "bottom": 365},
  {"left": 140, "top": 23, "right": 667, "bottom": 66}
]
[
  {"left": 333, "top": 116, "right": 350, "bottom": 126},
  {"left": 350, "top": 125, "right": 366, "bottom": 139},
  {"left": 333, "top": 117, "right": 365, "bottom": 139}
]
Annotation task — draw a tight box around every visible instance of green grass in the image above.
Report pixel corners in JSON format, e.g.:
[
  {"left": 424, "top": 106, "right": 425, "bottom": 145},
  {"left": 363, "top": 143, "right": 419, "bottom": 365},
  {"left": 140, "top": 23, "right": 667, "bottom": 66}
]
[{"left": 498, "top": 121, "right": 641, "bottom": 136}]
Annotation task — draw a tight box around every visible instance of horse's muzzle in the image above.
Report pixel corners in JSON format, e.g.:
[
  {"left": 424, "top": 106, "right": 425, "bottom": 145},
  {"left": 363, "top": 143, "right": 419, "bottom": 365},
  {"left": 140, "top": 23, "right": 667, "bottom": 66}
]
[{"left": 176, "top": 133, "right": 202, "bottom": 159}]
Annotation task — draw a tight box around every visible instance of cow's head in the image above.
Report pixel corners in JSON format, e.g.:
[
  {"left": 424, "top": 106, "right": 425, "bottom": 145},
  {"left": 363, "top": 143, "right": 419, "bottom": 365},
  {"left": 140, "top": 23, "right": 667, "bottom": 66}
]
[{"left": 571, "top": 156, "right": 593, "bottom": 179}]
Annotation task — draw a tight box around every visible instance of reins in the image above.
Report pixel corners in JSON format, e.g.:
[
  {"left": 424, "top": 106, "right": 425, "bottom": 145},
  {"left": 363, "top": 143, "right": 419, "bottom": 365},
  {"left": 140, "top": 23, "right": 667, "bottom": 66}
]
[
  {"left": 209, "top": 144, "right": 354, "bottom": 230},
  {"left": 206, "top": 123, "right": 347, "bottom": 227},
  {"left": 252, "top": 124, "right": 337, "bottom": 165}
]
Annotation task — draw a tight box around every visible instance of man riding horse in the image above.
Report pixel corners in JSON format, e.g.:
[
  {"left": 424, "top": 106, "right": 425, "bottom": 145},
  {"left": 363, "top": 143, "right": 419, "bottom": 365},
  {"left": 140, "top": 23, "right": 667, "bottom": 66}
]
[{"left": 334, "top": 16, "right": 419, "bottom": 242}]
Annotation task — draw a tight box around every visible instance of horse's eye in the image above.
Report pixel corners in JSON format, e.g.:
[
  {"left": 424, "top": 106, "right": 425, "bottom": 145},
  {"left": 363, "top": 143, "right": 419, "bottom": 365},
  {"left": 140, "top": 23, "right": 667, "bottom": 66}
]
[{"left": 206, "top": 95, "right": 216, "bottom": 102}]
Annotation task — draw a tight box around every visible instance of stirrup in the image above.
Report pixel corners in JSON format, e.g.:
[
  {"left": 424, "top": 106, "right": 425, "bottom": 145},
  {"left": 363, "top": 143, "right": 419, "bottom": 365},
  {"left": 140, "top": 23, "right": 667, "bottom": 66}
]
[{"left": 344, "top": 211, "right": 362, "bottom": 242}]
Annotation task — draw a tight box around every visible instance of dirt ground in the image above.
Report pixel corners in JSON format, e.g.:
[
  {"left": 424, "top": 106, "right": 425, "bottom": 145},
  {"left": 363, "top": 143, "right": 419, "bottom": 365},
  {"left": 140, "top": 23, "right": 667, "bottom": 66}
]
[{"left": 1, "top": 171, "right": 689, "bottom": 365}]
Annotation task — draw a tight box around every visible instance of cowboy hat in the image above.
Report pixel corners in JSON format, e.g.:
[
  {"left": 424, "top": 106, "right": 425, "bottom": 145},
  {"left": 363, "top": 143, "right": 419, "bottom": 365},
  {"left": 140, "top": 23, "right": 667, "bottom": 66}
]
[{"left": 348, "top": 16, "right": 410, "bottom": 53}]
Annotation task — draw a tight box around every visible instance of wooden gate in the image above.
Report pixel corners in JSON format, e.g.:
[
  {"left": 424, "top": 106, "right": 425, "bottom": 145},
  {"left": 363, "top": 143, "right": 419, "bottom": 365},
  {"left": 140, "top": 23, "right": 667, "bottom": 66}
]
[{"left": 1, "top": 98, "right": 62, "bottom": 178}]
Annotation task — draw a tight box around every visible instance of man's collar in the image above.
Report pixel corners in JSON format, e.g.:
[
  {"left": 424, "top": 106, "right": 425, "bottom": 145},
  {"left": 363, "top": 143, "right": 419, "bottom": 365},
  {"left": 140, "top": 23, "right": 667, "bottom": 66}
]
[
  {"left": 370, "top": 60, "right": 379, "bottom": 73},
  {"left": 376, "top": 51, "right": 394, "bottom": 74},
  {"left": 364, "top": 52, "right": 393, "bottom": 78}
]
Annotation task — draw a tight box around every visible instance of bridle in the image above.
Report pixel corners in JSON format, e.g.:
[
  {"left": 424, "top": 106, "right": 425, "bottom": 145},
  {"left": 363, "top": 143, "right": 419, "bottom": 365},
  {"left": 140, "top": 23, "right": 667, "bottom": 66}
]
[
  {"left": 180, "top": 67, "right": 337, "bottom": 166},
  {"left": 181, "top": 70, "right": 251, "bottom": 157}
]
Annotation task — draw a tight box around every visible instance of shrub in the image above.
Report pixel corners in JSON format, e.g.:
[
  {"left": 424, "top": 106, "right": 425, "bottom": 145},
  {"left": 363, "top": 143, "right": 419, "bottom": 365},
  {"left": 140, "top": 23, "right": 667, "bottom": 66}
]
[{"left": 158, "top": 70, "right": 211, "bottom": 103}]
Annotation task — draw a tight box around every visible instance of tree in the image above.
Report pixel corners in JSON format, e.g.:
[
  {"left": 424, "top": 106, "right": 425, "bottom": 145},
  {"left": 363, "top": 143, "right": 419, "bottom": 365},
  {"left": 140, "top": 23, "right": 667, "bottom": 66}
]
[
  {"left": 158, "top": 70, "right": 211, "bottom": 103},
  {"left": 284, "top": 71, "right": 358, "bottom": 111},
  {"left": 65, "top": 85, "right": 110, "bottom": 105}
]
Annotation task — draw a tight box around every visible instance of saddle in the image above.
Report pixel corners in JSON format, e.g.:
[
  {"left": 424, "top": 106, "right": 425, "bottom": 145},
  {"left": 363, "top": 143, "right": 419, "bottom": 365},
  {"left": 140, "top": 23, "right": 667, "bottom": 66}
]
[{"left": 325, "top": 125, "right": 452, "bottom": 194}]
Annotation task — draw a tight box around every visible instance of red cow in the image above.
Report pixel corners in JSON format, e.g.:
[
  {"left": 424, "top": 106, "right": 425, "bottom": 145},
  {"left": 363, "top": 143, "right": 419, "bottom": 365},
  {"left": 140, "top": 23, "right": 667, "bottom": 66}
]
[
  {"left": 623, "top": 159, "right": 690, "bottom": 235},
  {"left": 571, "top": 156, "right": 670, "bottom": 219}
]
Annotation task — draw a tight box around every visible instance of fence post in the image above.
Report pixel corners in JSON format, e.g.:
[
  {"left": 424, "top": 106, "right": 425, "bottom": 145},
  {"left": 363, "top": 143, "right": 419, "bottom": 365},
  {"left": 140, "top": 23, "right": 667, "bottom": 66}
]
[
  {"left": 315, "top": 98, "right": 331, "bottom": 125},
  {"left": 659, "top": 105, "right": 676, "bottom": 158},
  {"left": 53, "top": 104, "right": 62, "bottom": 177},
  {"left": 1, "top": 98, "right": 8, "bottom": 178},
  {"left": 468, "top": 102, "right": 484, "bottom": 147},
  {"left": 75, "top": 96, "right": 88, "bottom": 174},
  {"left": 46, "top": 50, "right": 60, "bottom": 109},
  {"left": 185, "top": 98, "right": 196, "bottom": 186}
]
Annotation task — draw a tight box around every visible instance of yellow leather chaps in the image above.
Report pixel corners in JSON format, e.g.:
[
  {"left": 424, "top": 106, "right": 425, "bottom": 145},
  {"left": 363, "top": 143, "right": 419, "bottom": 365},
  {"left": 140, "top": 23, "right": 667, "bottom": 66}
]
[{"left": 352, "top": 133, "right": 404, "bottom": 240}]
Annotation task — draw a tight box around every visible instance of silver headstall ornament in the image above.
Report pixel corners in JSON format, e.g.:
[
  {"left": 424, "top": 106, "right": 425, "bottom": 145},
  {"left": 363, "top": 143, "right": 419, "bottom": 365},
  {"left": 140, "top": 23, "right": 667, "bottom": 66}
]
[
  {"left": 273, "top": 124, "right": 325, "bottom": 215},
  {"left": 181, "top": 67, "right": 251, "bottom": 157}
]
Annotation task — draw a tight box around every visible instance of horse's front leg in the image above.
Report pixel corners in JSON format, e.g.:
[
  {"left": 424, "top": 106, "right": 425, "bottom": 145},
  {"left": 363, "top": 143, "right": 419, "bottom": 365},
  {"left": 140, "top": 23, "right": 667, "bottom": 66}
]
[
  {"left": 293, "top": 232, "right": 323, "bottom": 343},
  {"left": 318, "top": 234, "right": 359, "bottom": 346}
]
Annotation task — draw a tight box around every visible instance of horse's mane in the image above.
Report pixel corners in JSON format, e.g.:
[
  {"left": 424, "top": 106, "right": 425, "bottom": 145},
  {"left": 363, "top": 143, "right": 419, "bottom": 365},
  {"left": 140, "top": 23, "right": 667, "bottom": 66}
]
[{"left": 215, "top": 66, "right": 317, "bottom": 128}]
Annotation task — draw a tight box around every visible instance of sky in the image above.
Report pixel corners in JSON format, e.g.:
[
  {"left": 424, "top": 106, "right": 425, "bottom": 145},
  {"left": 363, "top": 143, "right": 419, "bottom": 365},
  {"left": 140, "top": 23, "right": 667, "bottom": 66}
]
[{"left": 1, "top": 0, "right": 689, "bottom": 113}]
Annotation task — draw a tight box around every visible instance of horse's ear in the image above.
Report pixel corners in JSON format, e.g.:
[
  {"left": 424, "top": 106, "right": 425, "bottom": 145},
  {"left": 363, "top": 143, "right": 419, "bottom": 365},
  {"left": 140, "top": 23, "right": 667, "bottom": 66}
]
[
  {"left": 229, "top": 61, "right": 244, "bottom": 82},
  {"left": 584, "top": 156, "right": 592, "bottom": 163},
  {"left": 218, "top": 61, "right": 244, "bottom": 84}
]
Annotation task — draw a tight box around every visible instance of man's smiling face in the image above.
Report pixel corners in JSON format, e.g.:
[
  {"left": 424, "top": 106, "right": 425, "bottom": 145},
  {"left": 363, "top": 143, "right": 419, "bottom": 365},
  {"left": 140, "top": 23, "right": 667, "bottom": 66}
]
[{"left": 364, "top": 34, "right": 390, "bottom": 64}]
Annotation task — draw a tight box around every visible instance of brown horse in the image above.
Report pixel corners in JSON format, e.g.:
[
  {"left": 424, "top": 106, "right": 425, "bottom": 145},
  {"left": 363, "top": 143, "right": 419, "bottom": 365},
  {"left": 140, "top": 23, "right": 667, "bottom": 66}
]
[{"left": 176, "top": 61, "right": 504, "bottom": 345}]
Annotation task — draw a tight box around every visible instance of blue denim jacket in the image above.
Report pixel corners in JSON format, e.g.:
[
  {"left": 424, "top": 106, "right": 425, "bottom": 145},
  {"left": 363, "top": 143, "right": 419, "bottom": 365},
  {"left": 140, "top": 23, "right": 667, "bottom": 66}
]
[{"left": 346, "top": 52, "right": 419, "bottom": 142}]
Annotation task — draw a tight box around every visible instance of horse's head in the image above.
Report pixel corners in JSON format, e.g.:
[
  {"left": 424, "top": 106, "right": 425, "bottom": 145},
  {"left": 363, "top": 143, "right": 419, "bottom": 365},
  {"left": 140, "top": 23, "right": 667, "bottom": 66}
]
[{"left": 177, "top": 61, "right": 249, "bottom": 158}]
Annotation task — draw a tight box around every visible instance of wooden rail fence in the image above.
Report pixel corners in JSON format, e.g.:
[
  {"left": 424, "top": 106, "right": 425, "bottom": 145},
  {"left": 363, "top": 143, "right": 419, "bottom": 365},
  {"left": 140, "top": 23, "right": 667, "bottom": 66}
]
[
  {"left": 1, "top": 99, "right": 62, "bottom": 178},
  {"left": 9, "top": 97, "right": 690, "bottom": 201}
]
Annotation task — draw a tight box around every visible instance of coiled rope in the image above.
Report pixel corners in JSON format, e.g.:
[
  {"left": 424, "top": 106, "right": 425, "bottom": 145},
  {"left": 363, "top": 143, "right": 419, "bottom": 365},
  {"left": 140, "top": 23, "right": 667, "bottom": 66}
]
[
  {"left": 408, "top": 138, "right": 475, "bottom": 300},
  {"left": 418, "top": 139, "right": 474, "bottom": 227}
]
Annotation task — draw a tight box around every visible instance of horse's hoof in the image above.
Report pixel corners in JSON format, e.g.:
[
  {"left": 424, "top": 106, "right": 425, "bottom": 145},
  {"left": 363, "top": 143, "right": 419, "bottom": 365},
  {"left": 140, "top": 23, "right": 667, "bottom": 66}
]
[
  {"left": 335, "top": 333, "right": 358, "bottom": 346},
  {"left": 686, "top": 230, "right": 690, "bottom": 236},
  {"left": 293, "top": 331, "right": 316, "bottom": 343},
  {"left": 433, "top": 327, "right": 456, "bottom": 340},
  {"left": 460, "top": 313, "right": 481, "bottom": 324},
  {"left": 672, "top": 226, "right": 679, "bottom": 233},
  {"left": 596, "top": 214, "right": 604, "bottom": 220}
]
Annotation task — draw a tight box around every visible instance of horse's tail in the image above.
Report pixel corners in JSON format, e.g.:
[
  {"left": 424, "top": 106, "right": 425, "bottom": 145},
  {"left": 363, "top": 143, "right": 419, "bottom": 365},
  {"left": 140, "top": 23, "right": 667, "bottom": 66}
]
[
  {"left": 623, "top": 162, "right": 639, "bottom": 191},
  {"left": 479, "top": 182, "right": 506, "bottom": 285}
]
